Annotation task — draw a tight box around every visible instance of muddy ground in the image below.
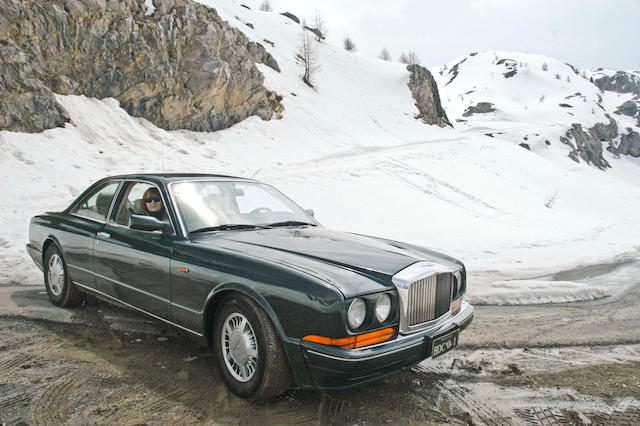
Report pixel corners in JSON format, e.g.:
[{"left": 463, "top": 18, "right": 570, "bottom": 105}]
[{"left": 1, "top": 275, "right": 640, "bottom": 425}]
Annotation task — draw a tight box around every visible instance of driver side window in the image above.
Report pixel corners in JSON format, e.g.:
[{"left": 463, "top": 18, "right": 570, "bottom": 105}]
[{"left": 111, "top": 182, "right": 172, "bottom": 233}]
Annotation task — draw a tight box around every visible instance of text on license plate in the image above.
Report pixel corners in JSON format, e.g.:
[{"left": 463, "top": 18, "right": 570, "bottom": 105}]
[{"left": 432, "top": 330, "right": 459, "bottom": 358}]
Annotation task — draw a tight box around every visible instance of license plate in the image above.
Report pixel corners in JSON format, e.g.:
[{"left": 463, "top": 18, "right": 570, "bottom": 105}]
[{"left": 431, "top": 330, "right": 459, "bottom": 358}]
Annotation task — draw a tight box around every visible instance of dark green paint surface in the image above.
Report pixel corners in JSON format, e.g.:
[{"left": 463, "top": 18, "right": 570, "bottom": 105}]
[{"left": 28, "top": 174, "right": 471, "bottom": 390}]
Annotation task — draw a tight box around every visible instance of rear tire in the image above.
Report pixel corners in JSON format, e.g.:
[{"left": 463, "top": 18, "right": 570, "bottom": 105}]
[
  {"left": 213, "top": 295, "right": 292, "bottom": 402},
  {"left": 43, "top": 245, "right": 85, "bottom": 307}
]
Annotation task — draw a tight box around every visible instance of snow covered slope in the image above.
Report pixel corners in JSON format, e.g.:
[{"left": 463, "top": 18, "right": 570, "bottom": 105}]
[{"left": 1, "top": 0, "right": 639, "bottom": 305}]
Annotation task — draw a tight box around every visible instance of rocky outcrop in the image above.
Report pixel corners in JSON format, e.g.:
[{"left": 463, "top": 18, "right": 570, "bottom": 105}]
[
  {"left": 560, "top": 124, "right": 611, "bottom": 169},
  {"left": 591, "top": 70, "right": 640, "bottom": 96},
  {"left": 609, "top": 129, "right": 640, "bottom": 157},
  {"left": 444, "top": 57, "right": 467, "bottom": 86},
  {"left": 280, "top": 12, "right": 299, "bottom": 24},
  {"left": 0, "top": 0, "right": 282, "bottom": 133},
  {"left": 496, "top": 58, "right": 517, "bottom": 78},
  {"left": 462, "top": 102, "right": 495, "bottom": 117},
  {"left": 615, "top": 100, "right": 639, "bottom": 118},
  {"left": 592, "top": 115, "right": 618, "bottom": 141},
  {"left": 406, "top": 64, "right": 451, "bottom": 127}
]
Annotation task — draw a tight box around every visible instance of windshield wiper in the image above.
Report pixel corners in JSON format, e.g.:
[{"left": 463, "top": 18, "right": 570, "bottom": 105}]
[
  {"left": 189, "top": 224, "right": 269, "bottom": 234},
  {"left": 266, "top": 220, "right": 316, "bottom": 228}
]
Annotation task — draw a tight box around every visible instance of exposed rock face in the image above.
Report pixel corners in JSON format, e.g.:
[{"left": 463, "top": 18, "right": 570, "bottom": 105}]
[
  {"left": 406, "top": 64, "right": 451, "bottom": 127},
  {"left": 444, "top": 57, "right": 467, "bottom": 86},
  {"left": 496, "top": 58, "right": 517, "bottom": 78},
  {"left": 280, "top": 12, "right": 299, "bottom": 24},
  {"left": 560, "top": 124, "right": 610, "bottom": 170},
  {"left": 592, "top": 70, "right": 640, "bottom": 96},
  {"left": 462, "top": 102, "right": 495, "bottom": 117},
  {"left": 609, "top": 129, "right": 640, "bottom": 157},
  {"left": 592, "top": 115, "right": 618, "bottom": 141},
  {"left": 0, "top": 0, "right": 281, "bottom": 133},
  {"left": 615, "top": 100, "right": 639, "bottom": 118}
]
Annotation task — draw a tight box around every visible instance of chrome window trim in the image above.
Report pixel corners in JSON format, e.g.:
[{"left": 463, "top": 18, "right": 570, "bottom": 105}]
[
  {"left": 392, "top": 261, "right": 462, "bottom": 335},
  {"left": 70, "top": 213, "right": 107, "bottom": 225},
  {"left": 73, "top": 281, "right": 203, "bottom": 337}
]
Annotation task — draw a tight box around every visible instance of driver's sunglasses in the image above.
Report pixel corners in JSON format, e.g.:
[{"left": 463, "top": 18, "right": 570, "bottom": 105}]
[{"left": 145, "top": 197, "right": 161, "bottom": 203}]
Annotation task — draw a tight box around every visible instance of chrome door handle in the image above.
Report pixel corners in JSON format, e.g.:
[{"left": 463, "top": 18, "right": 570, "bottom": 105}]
[{"left": 97, "top": 232, "right": 111, "bottom": 239}]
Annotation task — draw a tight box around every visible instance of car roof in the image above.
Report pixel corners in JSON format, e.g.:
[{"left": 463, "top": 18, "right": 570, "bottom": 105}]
[{"left": 104, "top": 173, "right": 258, "bottom": 183}]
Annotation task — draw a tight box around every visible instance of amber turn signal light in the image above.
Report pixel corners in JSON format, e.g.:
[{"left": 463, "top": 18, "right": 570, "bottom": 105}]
[
  {"left": 303, "top": 327, "right": 396, "bottom": 349},
  {"left": 451, "top": 298, "right": 462, "bottom": 314}
]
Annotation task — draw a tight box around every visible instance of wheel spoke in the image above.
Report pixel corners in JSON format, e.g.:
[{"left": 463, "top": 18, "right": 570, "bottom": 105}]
[{"left": 224, "top": 323, "right": 233, "bottom": 338}]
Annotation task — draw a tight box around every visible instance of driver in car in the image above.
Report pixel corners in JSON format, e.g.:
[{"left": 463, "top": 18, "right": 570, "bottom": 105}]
[{"left": 143, "top": 188, "right": 169, "bottom": 222}]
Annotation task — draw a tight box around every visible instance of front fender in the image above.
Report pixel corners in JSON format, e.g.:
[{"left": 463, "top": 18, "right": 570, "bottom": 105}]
[{"left": 202, "top": 282, "right": 288, "bottom": 345}]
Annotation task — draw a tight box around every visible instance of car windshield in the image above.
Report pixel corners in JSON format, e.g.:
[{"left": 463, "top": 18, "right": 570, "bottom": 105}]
[{"left": 170, "top": 180, "right": 316, "bottom": 234}]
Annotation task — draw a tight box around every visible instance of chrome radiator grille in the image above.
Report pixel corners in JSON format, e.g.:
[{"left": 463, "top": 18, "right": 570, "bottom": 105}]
[{"left": 406, "top": 273, "right": 452, "bottom": 327}]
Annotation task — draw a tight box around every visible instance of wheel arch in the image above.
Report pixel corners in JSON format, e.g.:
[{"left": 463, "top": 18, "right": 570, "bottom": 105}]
[
  {"left": 202, "top": 283, "right": 287, "bottom": 349},
  {"left": 42, "top": 236, "right": 65, "bottom": 265}
]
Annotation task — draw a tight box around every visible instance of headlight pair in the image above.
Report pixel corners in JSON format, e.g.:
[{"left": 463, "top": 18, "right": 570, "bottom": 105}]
[{"left": 347, "top": 293, "right": 392, "bottom": 329}]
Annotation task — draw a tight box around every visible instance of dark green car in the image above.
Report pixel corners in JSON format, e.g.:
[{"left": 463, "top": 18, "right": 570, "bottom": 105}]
[{"left": 27, "top": 174, "right": 474, "bottom": 401}]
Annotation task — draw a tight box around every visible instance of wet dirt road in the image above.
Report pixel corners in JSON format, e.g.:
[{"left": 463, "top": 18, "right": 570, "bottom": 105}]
[{"left": 1, "top": 279, "right": 640, "bottom": 425}]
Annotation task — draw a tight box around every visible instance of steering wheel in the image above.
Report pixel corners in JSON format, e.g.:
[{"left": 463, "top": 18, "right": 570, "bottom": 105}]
[{"left": 250, "top": 207, "right": 272, "bottom": 214}]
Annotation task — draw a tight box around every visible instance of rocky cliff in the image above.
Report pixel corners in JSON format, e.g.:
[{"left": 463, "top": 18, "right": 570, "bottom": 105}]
[
  {"left": 407, "top": 64, "right": 451, "bottom": 127},
  {"left": 590, "top": 70, "right": 640, "bottom": 96},
  {"left": 560, "top": 123, "right": 611, "bottom": 170},
  {"left": 0, "top": 0, "right": 281, "bottom": 133}
]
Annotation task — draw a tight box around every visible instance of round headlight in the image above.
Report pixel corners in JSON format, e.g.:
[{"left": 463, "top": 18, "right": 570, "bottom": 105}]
[
  {"left": 347, "top": 298, "right": 366, "bottom": 329},
  {"left": 375, "top": 294, "right": 391, "bottom": 322}
]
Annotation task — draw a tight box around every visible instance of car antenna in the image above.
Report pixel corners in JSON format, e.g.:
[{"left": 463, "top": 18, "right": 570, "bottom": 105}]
[
  {"left": 161, "top": 136, "right": 166, "bottom": 175},
  {"left": 251, "top": 168, "right": 262, "bottom": 178}
]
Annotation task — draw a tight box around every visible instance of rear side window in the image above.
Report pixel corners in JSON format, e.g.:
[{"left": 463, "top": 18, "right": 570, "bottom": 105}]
[{"left": 72, "top": 182, "right": 120, "bottom": 221}]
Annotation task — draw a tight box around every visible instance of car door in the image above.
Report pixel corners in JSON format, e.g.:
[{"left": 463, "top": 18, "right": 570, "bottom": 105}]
[
  {"left": 92, "top": 180, "right": 174, "bottom": 319},
  {"left": 64, "top": 180, "right": 122, "bottom": 287}
]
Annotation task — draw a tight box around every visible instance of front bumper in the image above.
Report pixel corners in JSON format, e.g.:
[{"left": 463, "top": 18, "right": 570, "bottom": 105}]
[{"left": 300, "top": 301, "right": 474, "bottom": 390}]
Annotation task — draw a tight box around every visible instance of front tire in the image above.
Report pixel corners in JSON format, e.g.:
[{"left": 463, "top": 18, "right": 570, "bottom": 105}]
[
  {"left": 213, "top": 295, "right": 292, "bottom": 401},
  {"left": 43, "top": 245, "right": 85, "bottom": 307}
]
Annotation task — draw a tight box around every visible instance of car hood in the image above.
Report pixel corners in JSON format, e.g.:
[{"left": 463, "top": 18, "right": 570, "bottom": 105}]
[{"left": 189, "top": 226, "right": 462, "bottom": 298}]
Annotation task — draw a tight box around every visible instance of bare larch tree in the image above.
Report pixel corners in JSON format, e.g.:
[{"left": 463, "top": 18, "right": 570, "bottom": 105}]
[
  {"left": 407, "top": 51, "right": 420, "bottom": 65},
  {"left": 343, "top": 36, "right": 357, "bottom": 52},
  {"left": 379, "top": 47, "right": 391, "bottom": 61},
  {"left": 259, "top": 0, "right": 272, "bottom": 12},
  {"left": 298, "top": 21, "right": 319, "bottom": 87},
  {"left": 312, "top": 10, "right": 326, "bottom": 40}
]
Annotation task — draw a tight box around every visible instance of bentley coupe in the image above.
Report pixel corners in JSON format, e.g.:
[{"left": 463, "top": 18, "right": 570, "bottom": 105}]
[{"left": 27, "top": 174, "right": 474, "bottom": 401}]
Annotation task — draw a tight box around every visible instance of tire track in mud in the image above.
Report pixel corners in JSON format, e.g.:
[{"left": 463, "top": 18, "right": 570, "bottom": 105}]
[
  {"left": 0, "top": 340, "right": 65, "bottom": 379},
  {"left": 98, "top": 372, "right": 222, "bottom": 424},
  {"left": 310, "top": 374, "right": 451, "bottom": 424},
  {"left": 437, "top": 381, "right": 514, "bottom": 425},
  {"left": 515, "top": 407, "right": 571, "bottom": 425},
  {"left": 0, "top": 354, "right": 36, "bottom": 380},
  {"left": 590, "top": 398, "right": 640, "bottom": 425},
  {"left": 32, "top": 376, "right": 87, "bottom": 426},
  {"left": 95, "top": 376, "right": 167, "bottom": 423},
  {"left": 0, "top": 393, "right": 31, "bottom": 411}
]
